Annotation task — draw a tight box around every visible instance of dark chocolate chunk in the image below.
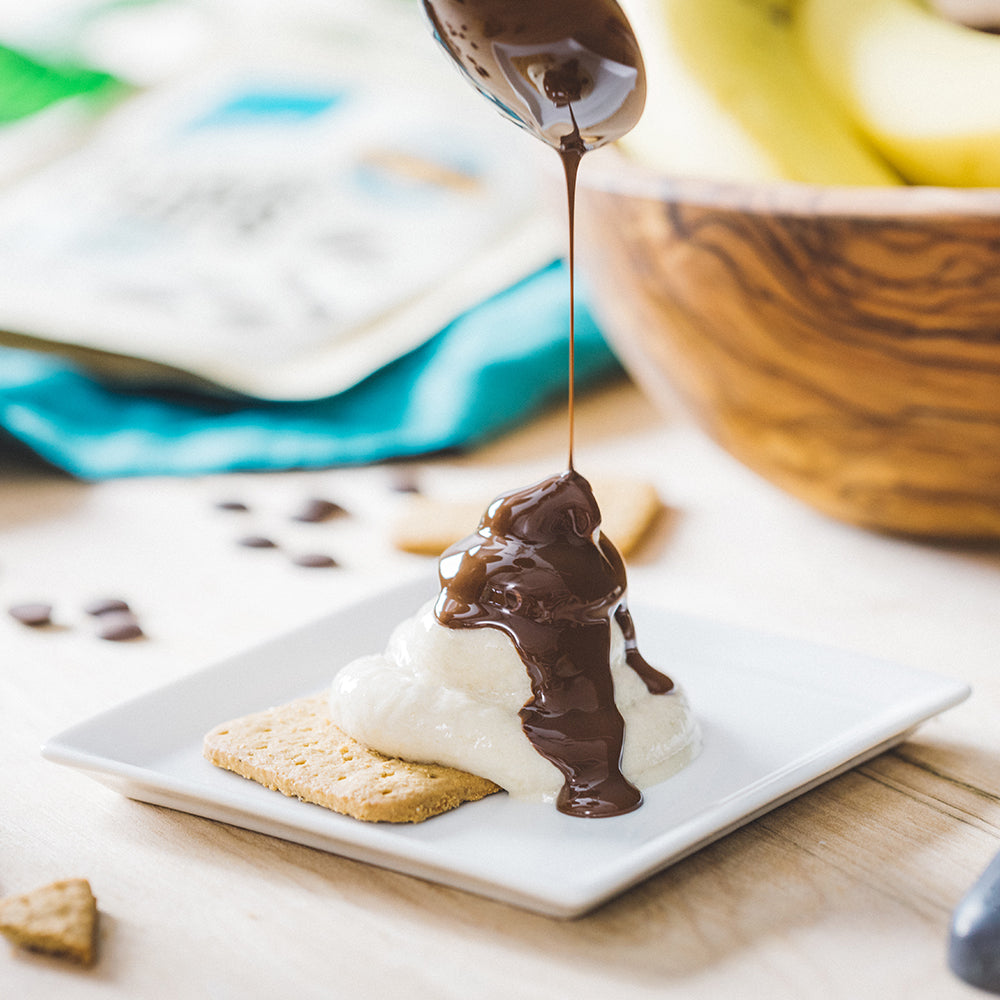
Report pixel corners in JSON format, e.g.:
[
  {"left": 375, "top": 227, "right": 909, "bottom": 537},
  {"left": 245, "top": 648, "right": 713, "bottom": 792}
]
[
  {"left": 291, "top": 553, "right": 339, "bottom": 568},
  {"left": 237, "top": 535, "right": 277, "bottom": 549},
  {"left": 83, "top": 597, "right": 130, "bottom": 617},
  {"left": 8, "top": 602, "right": 53, "bottom": 627},
  {"left": 96, "top": 611, "right": 144, "bottom": 642},
  {"left": 290, "top": 498, "right": 346, "bottom": 523},
  {"left": 949, "top": 848, "right": 1000, "bottom": 993}
]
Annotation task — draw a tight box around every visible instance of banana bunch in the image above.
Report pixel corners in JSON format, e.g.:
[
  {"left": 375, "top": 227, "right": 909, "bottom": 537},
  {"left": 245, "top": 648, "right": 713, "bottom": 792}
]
[
  {"left": 797, "top": 0, "right": 1000, "bottom": 186},
  {"left": 619, "top": 0, "right": 1000, "bottom": 187}
]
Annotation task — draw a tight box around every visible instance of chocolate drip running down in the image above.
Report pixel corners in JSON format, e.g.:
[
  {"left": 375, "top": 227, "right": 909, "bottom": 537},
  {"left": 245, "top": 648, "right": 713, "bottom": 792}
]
[
  {"left": 423, "top": 0, "right": 667, "bottom": 817},
  {"left": 436, "top": 471, "right": 673, "bottom": 818}
]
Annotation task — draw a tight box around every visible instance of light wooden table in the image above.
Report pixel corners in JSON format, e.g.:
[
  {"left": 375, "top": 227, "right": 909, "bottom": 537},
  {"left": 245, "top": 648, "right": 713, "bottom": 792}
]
[{"left": 2, "top": 380, "right": 998, "bottom": 999}]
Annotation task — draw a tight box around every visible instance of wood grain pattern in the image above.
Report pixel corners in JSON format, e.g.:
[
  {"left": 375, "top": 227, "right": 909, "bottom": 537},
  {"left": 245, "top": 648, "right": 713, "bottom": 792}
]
[
  {"left": 4, "top": 402, "right": 999, "bottom": 998},
  {"left": 579, "top": 167, "right": 1000, "bottom": 538}
]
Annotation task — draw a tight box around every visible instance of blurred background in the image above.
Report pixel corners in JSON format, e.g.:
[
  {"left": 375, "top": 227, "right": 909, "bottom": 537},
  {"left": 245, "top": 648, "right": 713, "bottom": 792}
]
[
  {"left": 0, "top": 0, "right": 617, "bottom": 480},
  {"left": 2, "top": 0, "right": 1000, "bottom": 543}
]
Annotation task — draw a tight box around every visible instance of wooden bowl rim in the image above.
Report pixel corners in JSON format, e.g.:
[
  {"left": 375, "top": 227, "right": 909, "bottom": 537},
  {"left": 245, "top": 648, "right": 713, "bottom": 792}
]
[{"left": 581, "top": 149, "right": 1000, "bottom": 220}]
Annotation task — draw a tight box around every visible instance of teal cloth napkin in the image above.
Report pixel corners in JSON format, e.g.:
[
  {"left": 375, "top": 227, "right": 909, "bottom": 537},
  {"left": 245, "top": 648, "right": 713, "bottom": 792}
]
[{"left": 0, "top": 260, "right": 622, "bottom": 479}]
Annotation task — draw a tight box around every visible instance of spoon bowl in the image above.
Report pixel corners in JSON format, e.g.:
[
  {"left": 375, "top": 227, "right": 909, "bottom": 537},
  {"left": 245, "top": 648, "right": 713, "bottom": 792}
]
[{"left": 420, "top": 0, "right": 646, "bottom": 153}]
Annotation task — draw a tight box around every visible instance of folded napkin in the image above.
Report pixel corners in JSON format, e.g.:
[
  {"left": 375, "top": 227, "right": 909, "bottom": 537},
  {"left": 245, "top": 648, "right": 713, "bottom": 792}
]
[{"left": 0, "top": 260, "right": 622, "bottom": 479}]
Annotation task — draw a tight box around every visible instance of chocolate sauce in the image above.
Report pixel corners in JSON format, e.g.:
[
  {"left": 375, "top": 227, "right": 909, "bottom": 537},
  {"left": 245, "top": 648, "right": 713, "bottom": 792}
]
[
  {"left": 420, "top": 0, "right": 645, "bottom": 153},
  {"left": 436, "top": 470, "right": 673, "bottom": 817},
  {"left": 423, "top": 0, "right": 669, "bottom": 817}
]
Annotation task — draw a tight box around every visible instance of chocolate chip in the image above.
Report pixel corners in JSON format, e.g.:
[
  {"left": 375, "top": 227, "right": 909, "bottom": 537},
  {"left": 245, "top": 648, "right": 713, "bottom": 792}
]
[
  {"left": 291, "top": 553, "right": 339, "bottom": 568},
  {"left": 96, "top": 611, "right": 144, "bottom": 642},
  {"left": 215, "top": 500, "right": 250, "bottom": 511},
  {"left": 8, "top": 602, "right": 53, "bottom": 627},
  {"left": 237, "top": 535, "right": 277, "bottom": 549},
  {"left": 290, "top": 498, "right": 346, "bottom": 523},
  {"left": 83, "top": 597, "right": 130, "bottom": 617}
]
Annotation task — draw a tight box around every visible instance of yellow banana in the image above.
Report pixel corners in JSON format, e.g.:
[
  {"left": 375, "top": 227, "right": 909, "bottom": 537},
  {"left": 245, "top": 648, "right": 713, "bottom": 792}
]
[
  {"left": 617, "top": 0, "right": 901, "bottom": 185},
  {"left": 795, "top": 0, "right": 1000, "bottom": 186}
]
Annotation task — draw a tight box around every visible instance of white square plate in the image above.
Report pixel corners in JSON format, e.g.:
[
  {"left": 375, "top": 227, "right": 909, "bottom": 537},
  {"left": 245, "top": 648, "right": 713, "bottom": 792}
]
[{"left": 43, "top": 578, "right": 969, "bottom": 918}]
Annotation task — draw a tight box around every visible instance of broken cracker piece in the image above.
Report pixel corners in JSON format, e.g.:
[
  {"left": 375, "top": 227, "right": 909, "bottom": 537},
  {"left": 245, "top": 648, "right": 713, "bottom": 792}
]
[
  {"left": 391, "top": 477, "right": 663, "bottom": 557},
  {"left": 595, "top": 478, "right": 665, "bottom": 556},
  {"left": 391, "top": 497, "right": 485, "bottom": 557},
  {"left": 204, "top": 694, "right": 500, "bottom": 823},
  {"left": 0, "top": 878, "right": 98, "bottom": 966}
]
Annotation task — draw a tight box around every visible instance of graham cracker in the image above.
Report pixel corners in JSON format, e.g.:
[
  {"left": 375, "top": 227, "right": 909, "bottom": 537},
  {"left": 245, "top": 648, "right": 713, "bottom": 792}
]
[
  {"left": 392, "top": 477, "right": 663, "bottom": 557},
  {"left": 0, "top": 878, "right": 98, "bottom": 966},
  {"left": 204, "top": 693, "right": 499, "bottom": 823}
]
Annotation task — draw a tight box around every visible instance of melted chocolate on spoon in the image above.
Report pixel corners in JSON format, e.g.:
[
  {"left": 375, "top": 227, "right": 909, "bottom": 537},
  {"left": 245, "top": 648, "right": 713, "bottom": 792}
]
[
  {"left": 421, "top": 0, "right": 645, "bottom": 465},
  {"left": 423, "top": 0, "right": 672, "bottom": 817}
]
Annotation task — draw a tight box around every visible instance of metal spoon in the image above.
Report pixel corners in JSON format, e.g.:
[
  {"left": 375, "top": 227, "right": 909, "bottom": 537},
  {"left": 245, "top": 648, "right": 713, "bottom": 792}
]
[{"left": 419, "top": 0, "right": 646, "bottom": 154}]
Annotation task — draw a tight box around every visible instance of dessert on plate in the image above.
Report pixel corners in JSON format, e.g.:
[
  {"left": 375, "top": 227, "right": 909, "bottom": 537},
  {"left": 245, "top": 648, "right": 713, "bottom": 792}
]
[{"left": 205, "top": 468, "right": 699, "bottom": 821}]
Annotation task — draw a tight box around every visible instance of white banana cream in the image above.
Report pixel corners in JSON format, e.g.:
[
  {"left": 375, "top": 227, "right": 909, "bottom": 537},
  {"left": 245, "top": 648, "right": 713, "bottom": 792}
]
[{"left": 328, "top": 600, "right": 699, "bottom": 803}]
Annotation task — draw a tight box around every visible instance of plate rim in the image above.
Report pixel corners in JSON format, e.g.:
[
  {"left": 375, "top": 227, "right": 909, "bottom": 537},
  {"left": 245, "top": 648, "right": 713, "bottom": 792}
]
[{"left": 42, "top": 579, "right": 971, "bottom": 918}]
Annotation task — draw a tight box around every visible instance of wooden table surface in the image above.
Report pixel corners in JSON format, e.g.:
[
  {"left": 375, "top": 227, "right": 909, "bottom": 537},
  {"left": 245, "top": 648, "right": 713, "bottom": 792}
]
[{"left": 2, "top": 380, "right": 998, "bottom": 999}]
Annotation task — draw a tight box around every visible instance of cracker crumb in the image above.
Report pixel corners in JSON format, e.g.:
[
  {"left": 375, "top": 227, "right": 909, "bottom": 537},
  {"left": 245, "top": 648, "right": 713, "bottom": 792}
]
[{"left": 0, "top": 878, "right": 98, "bottom": 966}]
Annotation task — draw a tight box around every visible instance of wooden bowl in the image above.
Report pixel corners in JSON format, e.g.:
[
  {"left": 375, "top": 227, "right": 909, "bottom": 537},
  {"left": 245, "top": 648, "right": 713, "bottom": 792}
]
[{"left": 577, "top": 155, "right": 1000, "bottom": 540}]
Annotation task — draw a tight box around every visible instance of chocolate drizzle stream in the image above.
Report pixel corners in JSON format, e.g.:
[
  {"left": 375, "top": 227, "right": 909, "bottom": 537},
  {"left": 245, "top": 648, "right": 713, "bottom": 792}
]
[
  {"left": 421, "top": 0, "right": 645, "bottom": 464},
  {"left": 424, "top": 0, "right": 671, "bottom": 817}
]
